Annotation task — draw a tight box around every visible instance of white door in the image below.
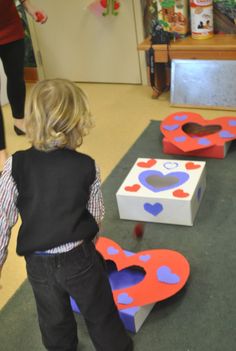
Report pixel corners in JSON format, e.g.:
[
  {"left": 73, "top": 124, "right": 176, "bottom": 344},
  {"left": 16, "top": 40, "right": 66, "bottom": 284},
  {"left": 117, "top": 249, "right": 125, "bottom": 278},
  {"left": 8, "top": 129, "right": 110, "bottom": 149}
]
[{"left": 29, "top": 0, "right": 144, "bottom": 83}]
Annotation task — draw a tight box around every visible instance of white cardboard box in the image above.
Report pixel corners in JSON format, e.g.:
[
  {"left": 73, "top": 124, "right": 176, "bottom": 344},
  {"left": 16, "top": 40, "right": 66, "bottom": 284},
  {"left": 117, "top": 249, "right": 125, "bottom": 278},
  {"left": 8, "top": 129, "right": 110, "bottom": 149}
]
[{"left": 116, "top": 158, "right": 206, "bottom": 226}]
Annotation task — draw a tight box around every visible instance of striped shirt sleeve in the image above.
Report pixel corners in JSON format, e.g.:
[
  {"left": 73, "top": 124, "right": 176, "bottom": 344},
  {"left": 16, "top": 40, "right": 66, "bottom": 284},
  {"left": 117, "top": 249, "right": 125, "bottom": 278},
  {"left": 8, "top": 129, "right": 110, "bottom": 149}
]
[
  {"left": 86, "top": 164, "right": 105, "bottom": 224},
  {"left": 0, "top": 157, "right": 19, "bottom": 266}
]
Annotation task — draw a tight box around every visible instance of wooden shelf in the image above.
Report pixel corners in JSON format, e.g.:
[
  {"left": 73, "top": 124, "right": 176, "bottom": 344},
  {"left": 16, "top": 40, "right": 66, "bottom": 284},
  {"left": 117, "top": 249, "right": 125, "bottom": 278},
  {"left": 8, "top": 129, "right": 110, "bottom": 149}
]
[
  {"left": 169, "top": 35, "right": 236, "bottom": 60},
  {"left": 137, "top": 34, "right": 236, "bottom": 97},
  {"left": 138, "top": 34, "right": 236, "bottom": 61}
]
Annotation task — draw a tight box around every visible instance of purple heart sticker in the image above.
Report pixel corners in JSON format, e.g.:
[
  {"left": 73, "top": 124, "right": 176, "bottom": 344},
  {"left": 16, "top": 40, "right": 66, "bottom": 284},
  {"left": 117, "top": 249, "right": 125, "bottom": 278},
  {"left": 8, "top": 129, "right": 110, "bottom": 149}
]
[
  {"left": 157, "top": 265, "right": 180, "bottom": 284},
  {"left": 124, "top": 250, "right": 135, "bottom": 257},
  {"left": 198, "top": 138, "right": 211, "bottom": 146},
  {"left": 107, "top": 246, "right": 119, "bottom": 255},
  {"left": 144, "top": 203, "right": 163, "bottom": 216},
  {"left": 174, "top": 115, "right": 187, "bottom": 121},
  {"left": 228, "top": 120, "right": 236, "bottom": 127},
  {"left": 219, "top": 130, "right": 235, "bottom": 138},
  {"left": 163, "top": 124, "right": 179, "bottom": 131},
  {"left": 139, "top": 254, "right": 151, "bottom": 262},
  {"left": 117, "top": 292, "right": 133, "bottom": 305},
  {"left": 174, "top": 136, "right": 187, "bottom": 142}
]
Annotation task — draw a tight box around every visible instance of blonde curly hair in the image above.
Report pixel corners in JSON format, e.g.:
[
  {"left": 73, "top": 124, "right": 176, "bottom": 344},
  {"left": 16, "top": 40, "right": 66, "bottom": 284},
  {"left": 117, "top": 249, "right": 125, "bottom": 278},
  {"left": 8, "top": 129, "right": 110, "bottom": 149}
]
[{"left": 25, "top": 79, "right": 94, "bottom": 151}]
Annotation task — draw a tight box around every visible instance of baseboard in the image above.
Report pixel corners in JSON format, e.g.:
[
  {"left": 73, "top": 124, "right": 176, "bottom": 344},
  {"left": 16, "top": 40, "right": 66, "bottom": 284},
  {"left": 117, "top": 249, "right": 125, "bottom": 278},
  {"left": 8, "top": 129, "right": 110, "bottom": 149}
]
[{"left": 24, "top": 67, "right": 38, "bottom": 83}]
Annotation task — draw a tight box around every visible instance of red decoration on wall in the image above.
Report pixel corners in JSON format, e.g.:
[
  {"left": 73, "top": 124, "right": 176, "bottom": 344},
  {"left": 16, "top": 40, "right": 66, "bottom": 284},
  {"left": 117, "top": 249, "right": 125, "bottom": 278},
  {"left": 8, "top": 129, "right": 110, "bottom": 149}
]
[
  {"left": 100, "top": 0, "right": 107, "bottom": 8},
  {"left": 100, "top": 0, "right": 121, "bottom": 16}
]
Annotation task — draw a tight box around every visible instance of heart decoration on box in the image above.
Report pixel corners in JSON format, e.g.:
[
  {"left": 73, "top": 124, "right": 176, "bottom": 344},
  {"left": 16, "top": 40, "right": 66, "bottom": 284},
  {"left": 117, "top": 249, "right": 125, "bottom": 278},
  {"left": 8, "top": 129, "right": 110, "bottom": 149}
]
[
  {"left": 137, "top": 159, "right": 157, "bottom": 168},
  {"left": 124, "top": 184, "right": 140, "bottom": 192},
  {"left": 96, "top": 237, "right": 190, "bottom": 310},
  {"left": 139, "top": 170, "right": 189, "bottom": 193},
  {"left": 160, "top": 112, "right": 236, "bottom": 152},
  {"left": 185, "top": 162, "right": 201, "bottom": 170},
  {"left": 173, "top": 189, "right": 189, "bottom": 198},
  {"left": 144, "top": 202, "right": 163, "bottom": 216}
]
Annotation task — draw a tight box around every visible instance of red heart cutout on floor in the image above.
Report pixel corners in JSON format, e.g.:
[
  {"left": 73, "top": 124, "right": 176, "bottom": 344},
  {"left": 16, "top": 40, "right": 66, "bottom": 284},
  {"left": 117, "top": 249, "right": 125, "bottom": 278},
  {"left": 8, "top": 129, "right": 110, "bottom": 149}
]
[
  {"left": 96, "top": 237, "right": 190, "bottom": 309},
  {"left": 137, "top": 159, "right": 157, "bottom": 168},
  {"left": 160, "top": 112, "right": 236, "bottom": 152},
  {"left": 185, "top": 162, "right": 201, "bottom": 170},
  {"left": 124, "top": 184, "right": 140, "bottom": 192},
  {"left": 173, "top": 189, "right": 189, "bottom": 198}
]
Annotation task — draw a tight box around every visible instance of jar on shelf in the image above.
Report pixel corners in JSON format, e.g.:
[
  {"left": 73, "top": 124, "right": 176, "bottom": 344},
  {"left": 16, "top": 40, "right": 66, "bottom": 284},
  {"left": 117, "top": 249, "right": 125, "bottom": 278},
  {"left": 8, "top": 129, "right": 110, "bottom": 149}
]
[{"left": 190, "top": 0, "right": 214, "bottom": 39}]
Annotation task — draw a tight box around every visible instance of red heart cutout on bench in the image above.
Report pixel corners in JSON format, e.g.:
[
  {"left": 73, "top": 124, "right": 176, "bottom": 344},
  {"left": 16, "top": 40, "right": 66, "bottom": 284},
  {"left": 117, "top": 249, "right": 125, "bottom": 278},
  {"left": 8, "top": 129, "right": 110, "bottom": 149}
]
[
  {"left": 96, "top": 237, "right": 190, "bottom": 309},
  {"left": 160, "top": 112, "right": 236, "bottom": 152}
]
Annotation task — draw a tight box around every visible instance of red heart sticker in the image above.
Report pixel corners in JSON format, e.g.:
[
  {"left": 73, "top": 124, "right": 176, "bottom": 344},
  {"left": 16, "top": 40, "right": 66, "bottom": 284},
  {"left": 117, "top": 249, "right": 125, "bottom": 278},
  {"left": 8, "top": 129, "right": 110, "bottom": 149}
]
[
  {"left": 137, "top": 159, "right": 157, "bottom": 168},
  {"left": 185, "top": 162, "right": 201, "bottom": 170},
  {"left": 124, "top": 184, "right": 140, "bottom": 192},
  {"left": 173, "top": 189, "right": 189, "bottom": 198},
  {"left": 160, "top": 112, "right": 236, "bottom": 152},
  {"left": 96, "top": 237, "right": 190, "bottom": 310}
]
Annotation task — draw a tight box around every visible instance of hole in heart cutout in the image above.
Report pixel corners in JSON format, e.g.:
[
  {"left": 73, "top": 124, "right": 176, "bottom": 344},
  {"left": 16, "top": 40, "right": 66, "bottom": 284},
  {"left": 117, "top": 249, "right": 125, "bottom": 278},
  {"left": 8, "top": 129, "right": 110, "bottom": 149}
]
[
  {"left": 139, "top": 170, "right": 189, "bottom": 193},
  {"left": 106, "top": 260, "right": 146, "bottom": 290},
  {"left": 146, "top": 174, "right": 180, "bottom": 189},
  {"left": 182, "top": 123, "right": 222, "bottom": 137}
]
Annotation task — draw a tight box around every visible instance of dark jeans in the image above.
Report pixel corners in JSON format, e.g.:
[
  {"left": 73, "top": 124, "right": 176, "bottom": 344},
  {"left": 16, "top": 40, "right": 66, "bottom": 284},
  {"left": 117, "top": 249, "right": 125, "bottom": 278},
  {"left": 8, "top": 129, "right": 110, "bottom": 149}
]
[
  {"left": 0, "top": 39, "right": 26, "bottom": 119},
  {"left": 25, "top": 241, "right": 133, "bottom": 351}
]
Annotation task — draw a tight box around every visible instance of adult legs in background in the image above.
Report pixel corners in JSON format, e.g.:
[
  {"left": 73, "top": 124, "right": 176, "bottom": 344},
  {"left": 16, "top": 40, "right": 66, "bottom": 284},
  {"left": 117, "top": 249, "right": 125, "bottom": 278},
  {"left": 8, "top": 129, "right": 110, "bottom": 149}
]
[
  {"left": 0, "top": 106, "right": 8, "bottom": 171},
  {"left": 0, "top": 39, "right": 26, "bottom": 133}
]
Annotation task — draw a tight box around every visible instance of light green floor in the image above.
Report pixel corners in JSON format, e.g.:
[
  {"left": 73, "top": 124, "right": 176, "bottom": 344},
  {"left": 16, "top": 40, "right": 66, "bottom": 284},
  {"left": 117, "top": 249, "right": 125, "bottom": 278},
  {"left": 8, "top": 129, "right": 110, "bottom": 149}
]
[{"left": 1, "top": 83, "right": 236, "bottom": 310}]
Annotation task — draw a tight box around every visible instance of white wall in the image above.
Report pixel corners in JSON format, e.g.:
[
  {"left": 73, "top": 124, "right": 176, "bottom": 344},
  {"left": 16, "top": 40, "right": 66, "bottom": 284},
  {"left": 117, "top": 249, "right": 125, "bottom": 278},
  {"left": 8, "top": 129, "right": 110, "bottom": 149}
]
[{"left": 0, "top": 61, "right": 8, "bottom": 106}]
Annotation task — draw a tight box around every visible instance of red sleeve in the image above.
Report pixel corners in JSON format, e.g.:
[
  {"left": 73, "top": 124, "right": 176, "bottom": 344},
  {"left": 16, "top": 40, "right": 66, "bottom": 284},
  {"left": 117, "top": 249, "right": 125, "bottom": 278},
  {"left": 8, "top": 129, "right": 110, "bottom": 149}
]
[{"left": 0, "top": 0, "right": 24, "bottom": 45}]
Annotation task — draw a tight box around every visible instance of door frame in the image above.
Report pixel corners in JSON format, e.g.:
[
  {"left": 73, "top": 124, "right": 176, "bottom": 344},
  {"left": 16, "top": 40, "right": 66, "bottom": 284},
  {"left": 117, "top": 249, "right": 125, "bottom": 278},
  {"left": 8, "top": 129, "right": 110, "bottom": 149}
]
[{"left": 133, "top": 0, "right": 148, "bottom": 85}]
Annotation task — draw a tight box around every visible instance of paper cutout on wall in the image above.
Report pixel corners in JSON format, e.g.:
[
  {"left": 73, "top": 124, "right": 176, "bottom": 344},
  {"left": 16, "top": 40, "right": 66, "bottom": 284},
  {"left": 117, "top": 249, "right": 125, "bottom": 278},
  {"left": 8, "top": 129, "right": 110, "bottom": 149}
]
[{"left": 88, "top": 0, "right": 122, "bottom": 16}]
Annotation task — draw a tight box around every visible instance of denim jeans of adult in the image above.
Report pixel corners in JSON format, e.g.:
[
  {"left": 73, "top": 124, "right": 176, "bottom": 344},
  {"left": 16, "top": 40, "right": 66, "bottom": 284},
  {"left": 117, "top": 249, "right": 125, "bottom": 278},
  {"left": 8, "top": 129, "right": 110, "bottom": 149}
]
[{"left": 25, "top": 241, "right": 133, "bottom": 351}]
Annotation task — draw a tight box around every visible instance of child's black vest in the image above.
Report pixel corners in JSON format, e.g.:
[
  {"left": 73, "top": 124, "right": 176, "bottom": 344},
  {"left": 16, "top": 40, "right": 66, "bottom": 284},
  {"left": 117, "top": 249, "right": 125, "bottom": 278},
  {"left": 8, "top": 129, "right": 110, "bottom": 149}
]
[{"left": 12, "top": 147, "right": 99, "bottom": 256}]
